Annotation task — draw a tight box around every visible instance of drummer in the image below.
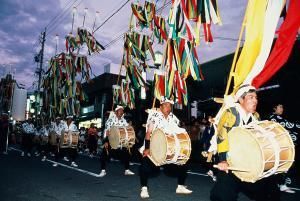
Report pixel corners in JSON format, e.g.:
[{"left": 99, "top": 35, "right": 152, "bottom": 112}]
[
  {"left": 139, "top": 97, "right": 192, "bottom": 199},
  {"left": 40, "top": 123, "right": 50, "bottom": 162},
  {"left": 98, "top": 105, "right": 135, "bottom": 177},
  {"left": 50, "top": 116, "right": 68, "bottom": 167},
  {"left": 21, "top": 118, "right": 36, "bottom": 157},
  {"left": 62, "top": 115, "right": 79, "bottom": 167},
  {"left": 210, "top": 84, "right": 280, "bottom": 201}
]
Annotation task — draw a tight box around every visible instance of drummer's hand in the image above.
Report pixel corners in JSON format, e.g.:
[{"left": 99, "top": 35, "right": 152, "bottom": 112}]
[
  {"left": 143, "top": 149, "right": 150, "bottom": 157},
  {"left": 104, "top": 142, "right": 109, "bottom": 149},
  {"left": 216, "top": 161, "right": 229, "bottom": 173}
]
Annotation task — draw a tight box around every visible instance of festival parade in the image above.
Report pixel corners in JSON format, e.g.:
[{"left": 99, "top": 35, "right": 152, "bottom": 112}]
[{"left": 0, "top": 0, "right": 300, "bottom": 201}]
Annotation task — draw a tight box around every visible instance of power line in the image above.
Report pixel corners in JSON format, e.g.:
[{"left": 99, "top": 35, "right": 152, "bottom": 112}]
[
  {"left": 93, "top": 0, "right": 131, "bottom": 33},
  {"left": 45, "top": 0, "right": 75, "bottom": 29},
  {"left": 103, "top": 0, "right": 172, "bottom": 49},
  {"left": 46, "top": 0, "right": 83, "bottom": 38}
]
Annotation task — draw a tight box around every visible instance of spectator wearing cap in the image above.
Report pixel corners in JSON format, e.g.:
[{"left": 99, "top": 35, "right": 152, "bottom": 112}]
[
  {"left": 98, "top": 105, "right": 135, "bottom": 177},
  {"left": 87, "top": 123, "right": 98, "bottom": 157}
]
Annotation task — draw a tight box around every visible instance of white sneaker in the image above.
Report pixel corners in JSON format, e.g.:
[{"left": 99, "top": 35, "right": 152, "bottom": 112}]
[
  {"left": 41, "top": 156, "right": 46, "bottom": 162},
  {"left": 140, "top": 187, "right": 149, "bottom": 198},
  {"left": 21, "top": 152, "right": 25, "bottom": 157},
  {"left": 51, "top": 153, "right": 55, "bottom": 157},
  {"left": 99, "top": 170, "right": 106, "bottom": 177},
  {"left": 280, "top": 184, "right": 295, "bottom": 193},
  {"left": 63, "top": 157, "right": 69, "bottom": 162},
  {"left": 53, "top": 163, "right": 58, "bottom": 167},
  {"left": 27, "top": 153, "right": 31, "bottom": 157},
  {"left": 176, "top": 185, "right": 192, "bottom": 194},
  {"left": 71, "top": 162, "right": 78, "bottom": 167},
  {"left": 125, "top": 169, "right": 135, "bottom": 175}
]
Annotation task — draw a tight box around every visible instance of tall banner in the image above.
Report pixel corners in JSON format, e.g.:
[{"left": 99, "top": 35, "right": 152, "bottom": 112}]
[{"left": 11, "top": 85, "right": 27, "bottom": 121}]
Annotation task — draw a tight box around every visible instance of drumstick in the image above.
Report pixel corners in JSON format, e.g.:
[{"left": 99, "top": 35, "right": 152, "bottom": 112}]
[{"left": 213, "top": 165, "right": 250, "bottom": 172}]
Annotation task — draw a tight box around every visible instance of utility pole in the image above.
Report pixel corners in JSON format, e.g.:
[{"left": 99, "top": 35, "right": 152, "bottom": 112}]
[
  {"left": 38, "top": 29, "right": 46, "bottom": 92},
  {"left": 35, "top": 28, "right": 46, "bottom": 119}
]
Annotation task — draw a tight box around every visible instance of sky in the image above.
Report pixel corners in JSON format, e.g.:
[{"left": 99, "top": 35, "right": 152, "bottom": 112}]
[{"left": 0, "top": 0, "right": 248, "bottom": 89}]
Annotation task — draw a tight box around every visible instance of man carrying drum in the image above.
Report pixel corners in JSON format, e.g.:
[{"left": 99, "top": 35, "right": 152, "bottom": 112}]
[
  {"left": 210, "top": 84, "right": 281, "bottom": 201},
  {"left": 99, "top": 105, "right": 135, "bottom": 177},
  {"left": 61, "top": 115, "right": 79, "bottom": 167},
  {"left": 39, "top": 123, "right": 50, "bottom": 162},
  {"left": 139, "top": 97, "right": 192, "bottom": 199},
  {"left": 21, "top": 118, "right": 36, "bottom": 157},
  {"left": 50, "top": 116, "right": 68, "bottom": 167}
]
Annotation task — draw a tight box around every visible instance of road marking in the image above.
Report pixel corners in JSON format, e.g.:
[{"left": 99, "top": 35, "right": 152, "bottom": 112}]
[
  {"left": 7, "top": 147, "right": 300, "bottom": 191},
  {"left": 187, "top": 171, "right": 209, "bottom": 177},
  {"left": 9, "top": 147, "right": 23, "bottom": 153},
  {"left": 9, "top": 147, "right": 101, "bottom": 178},
  {"left": 46, "top": 159, "right": 101, "bottom": 177}
]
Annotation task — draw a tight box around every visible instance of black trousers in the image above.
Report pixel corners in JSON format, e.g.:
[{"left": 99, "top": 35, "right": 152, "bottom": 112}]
[
  {"left": 68, "top": 147, "right": 78, "bottom": 162},
  {"left": 139, "top": 156, "right": 188, "bottom": 187},
  {"left": 21, "top": 134, "right": 33, "bottom": 154},
  {"left": 0, "top": 131, "right": 8, "bottom": 152},
  {"left": 53, "top": 147, "right": 71, "bottom": 161},
  {"left": 100, "top": 146, "right": 130, "bottom": 170},
  {"left": 88, "top": 135, "right": 98, "bottom": 154},
  {"left": 38, "top": 143, "right": 49, "bottom": 157},
  {"left": 210, "top": 171, "right": 280, "bottom": 201}
]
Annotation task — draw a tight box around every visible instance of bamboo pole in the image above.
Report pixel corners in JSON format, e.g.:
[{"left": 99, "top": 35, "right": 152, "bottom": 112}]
[{"left": 224, "top": 0, "right": 251, "bottom": 96}]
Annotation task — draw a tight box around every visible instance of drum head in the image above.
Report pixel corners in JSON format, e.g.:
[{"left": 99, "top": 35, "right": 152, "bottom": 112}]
[
  {"left": 109, "top": 127, "right": 120, "bottom": 149},
  {"left": 261, "top": 121, "right": 295, "bottom": 171},
  {"left": 228, "top": 127, "right": 264, "bottom": 182},
  {"left": 150, "top": 129, "right": 167, "bottom": 165}
]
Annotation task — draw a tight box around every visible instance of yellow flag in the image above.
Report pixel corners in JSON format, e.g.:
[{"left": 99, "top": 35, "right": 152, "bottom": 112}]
[{"left": 234, "top": 0, "right": 268, "bottom": 89}]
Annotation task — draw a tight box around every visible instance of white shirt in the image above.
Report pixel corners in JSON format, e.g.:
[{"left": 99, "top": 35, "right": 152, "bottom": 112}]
[
  {"left": 62, "top": 121, "right": 78, "bottom": 132},
  {"left": 235, "top": 104, "right": 258, "bottom": 126},
  {"left": 104, "top": 112, "right": 128, "bottom": 138},
  {"left": 22, "top": 122, "right": 36, "bottom": 134},
  {"left": 50, "top": 121, "right": 65, "bottom": 135},
  {"left": 146, "top": 110, "right": 185, "bottom": 134},
  {"left": 39, "top": 126, "right": 49, "bottom": 136},
  {"left": 139, "top": 110, "right": 185, "bottom": 153}
]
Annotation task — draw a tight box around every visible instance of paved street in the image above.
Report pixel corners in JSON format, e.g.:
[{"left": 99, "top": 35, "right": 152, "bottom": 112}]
[{"left": 0, "top": 147, "right": 299, "bottom": 201}]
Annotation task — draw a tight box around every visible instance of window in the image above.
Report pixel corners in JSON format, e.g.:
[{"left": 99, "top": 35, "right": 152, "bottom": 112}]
[{"left": 82, "top": 105, "right": 94, "bottom": 114}]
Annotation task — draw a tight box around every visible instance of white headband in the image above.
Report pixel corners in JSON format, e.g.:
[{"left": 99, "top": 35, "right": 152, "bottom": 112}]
[
  {"left": 160, "top": 96, "right": 174, "bottom": 105},
  {"left": 235, "top": 85, "right": 256, "bottom": 102},
  {"left": 115, "top": 105, "right": 124, "bottom": 111}
]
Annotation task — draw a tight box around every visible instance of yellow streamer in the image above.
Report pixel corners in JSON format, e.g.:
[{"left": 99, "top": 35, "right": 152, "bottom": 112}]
[{"left": 234, "top": 0, "right": 268, "bottom": 90}]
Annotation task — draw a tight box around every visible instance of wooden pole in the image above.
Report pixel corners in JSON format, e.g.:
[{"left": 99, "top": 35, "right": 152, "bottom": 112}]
[{"left": 224, "top": 0, "right": 251, "bottom": 95}]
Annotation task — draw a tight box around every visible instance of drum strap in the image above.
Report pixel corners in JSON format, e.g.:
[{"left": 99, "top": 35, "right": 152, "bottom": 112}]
[
  {"left": 124, "top": 127, "right": 129, "bottom": 140},
  {"left": 69, "top": 133, "right": 73, "bottom": 145},
  {"left": 253, "top": 123, "right": 281, "bottom": 178}
]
